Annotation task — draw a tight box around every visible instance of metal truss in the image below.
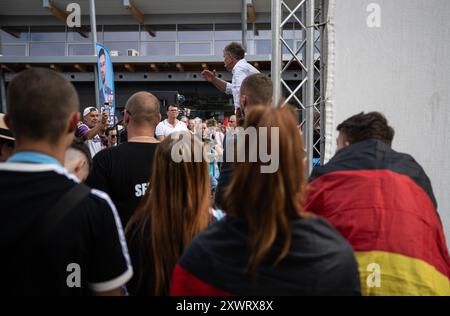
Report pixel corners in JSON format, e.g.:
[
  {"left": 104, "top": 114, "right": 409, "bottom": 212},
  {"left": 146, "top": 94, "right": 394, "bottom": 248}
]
[{"left": 271, "top": 0, "right": 324, "bottom": 174}]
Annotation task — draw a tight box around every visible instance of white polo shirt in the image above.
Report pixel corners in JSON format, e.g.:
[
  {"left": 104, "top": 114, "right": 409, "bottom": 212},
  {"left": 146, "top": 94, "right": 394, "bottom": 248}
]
[{"left": 155, "top": 119, "right": 188, "bottom": 137}]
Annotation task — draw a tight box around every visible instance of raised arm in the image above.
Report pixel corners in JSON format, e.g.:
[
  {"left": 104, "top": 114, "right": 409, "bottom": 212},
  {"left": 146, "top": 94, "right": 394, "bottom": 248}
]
[{"left": 202, "top": 69, "right": 229, "bottom": 94}]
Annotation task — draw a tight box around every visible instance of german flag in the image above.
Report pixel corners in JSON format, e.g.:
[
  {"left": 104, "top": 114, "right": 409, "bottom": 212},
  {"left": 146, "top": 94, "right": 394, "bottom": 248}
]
[
  {"left": 305, "top": 139, "right": 450, "bottom": 295},
  {"left": 170, "top": 216, "right": 361, "bottom": 296}
]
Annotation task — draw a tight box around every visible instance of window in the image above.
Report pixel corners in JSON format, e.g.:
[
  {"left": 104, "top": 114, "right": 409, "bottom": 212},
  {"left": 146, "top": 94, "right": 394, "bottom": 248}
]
[
  {"left": 214, "top": 40, "right": 244, "bottom": 56},
  {"left": 103, "top": 42, "right": 138, "bottom": 56},
  {"left": 178, "top": 24, "right": 213, "bottom": 41},
  {"left": 30, "top": 26, "right": 66, "bottom": 42},
  {"left": 214, "top": 24, "right": 241, "bottom": 41},
  {"left": 282, "top": 39, "right": 294, "bottom": 55},
  {"left": 251, "top": 23, "right": 271, "bottom": 40},
  {"left": 29, "top": 43, "right": 65, "bottom": 56},
  {"left": 179, "top": 42, "right": 211, "bottom": 55},
  {"left": 1, "top": 44, "right": 26, "bottom": 56},
  {"left": 140, "top": 42, "right": 175, "bottom": 56},
  {"left": 68, "top": 44, "right": 92, "bottom": 56},
  {"left": 255, "top": 40, "right": 271, "bottom": 55},
  {"left": 0, "top": 27, "right": 29, "bottom": 42},
  {"left": 67, "top": 26, "right": 102, "bottom": 43},
  {"left": 68, "top": 30, "right": 90, "bottom": 42},
  {"left": 140, "top": 25, "right": 176, "bottom": 41},
  {"left": 104, "top": 25, "right": 139, "bottom": 41}
]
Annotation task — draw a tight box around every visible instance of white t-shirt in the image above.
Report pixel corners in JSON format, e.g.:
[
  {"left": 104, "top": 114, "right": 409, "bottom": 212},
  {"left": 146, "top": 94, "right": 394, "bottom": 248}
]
[
  {"left": 155, "top": 119, "right": 188, "bottom": 137},
  {"left": 85, "top": 137, "right": 104, "bottom": 158},
  {"left": 75, "top": 123, "right": 105, "bottom": 158}
]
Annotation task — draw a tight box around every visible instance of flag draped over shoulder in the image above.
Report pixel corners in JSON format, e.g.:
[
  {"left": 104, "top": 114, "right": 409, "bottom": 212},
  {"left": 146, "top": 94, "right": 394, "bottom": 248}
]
[
  {"left": 305, "top": 139, "right": 450, "bottom": 295},
  {"left": 170, "top": 216, "right": 361, "bottom": 296}
]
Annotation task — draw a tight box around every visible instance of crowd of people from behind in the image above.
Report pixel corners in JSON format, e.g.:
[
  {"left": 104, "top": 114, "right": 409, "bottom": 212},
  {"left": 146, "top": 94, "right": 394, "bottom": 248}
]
[{"left": 0, "top": 41, "right": 449, "bottom": 296}]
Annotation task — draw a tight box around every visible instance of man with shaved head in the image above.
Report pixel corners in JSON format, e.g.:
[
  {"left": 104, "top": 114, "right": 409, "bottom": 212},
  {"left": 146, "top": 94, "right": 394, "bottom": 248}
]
[
  {"left": 0, "top": 68, "right": 132, "bottom": 295},
  {"left": 87, "top": 91, "right": 161, "bottom": 225}
]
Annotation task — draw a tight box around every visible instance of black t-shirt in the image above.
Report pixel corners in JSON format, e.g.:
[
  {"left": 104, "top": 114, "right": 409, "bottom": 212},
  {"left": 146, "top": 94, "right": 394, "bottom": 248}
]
[
  {"left": 0, "top": 163, "right": 133, "bottom": 295},
  {"left": 126, "top": 220, "right": 154, "bottom": 296},
  {"left": 86, "top": 142, "right": 159, "bottom": 226}
]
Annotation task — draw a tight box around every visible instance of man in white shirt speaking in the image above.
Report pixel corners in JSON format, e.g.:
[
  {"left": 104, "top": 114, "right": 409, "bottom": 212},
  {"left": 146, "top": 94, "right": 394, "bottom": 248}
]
[
  {"left": 155, "top": 104, "right": 188, "bottom": 141},
  {"left": 202, "top": 42, "right": 260, "bottom": 115}
]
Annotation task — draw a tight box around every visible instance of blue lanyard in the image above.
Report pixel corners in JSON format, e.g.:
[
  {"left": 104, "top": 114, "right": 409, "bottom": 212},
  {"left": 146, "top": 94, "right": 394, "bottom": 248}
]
[{"left": 7, "top": 151, "right": 63, "bottom": 167}]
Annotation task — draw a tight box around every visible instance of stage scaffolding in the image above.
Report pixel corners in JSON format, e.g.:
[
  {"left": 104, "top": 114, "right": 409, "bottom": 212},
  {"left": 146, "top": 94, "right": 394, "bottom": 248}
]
[{"left": 271, "top": 0, "right": 325, "bottom": 175}]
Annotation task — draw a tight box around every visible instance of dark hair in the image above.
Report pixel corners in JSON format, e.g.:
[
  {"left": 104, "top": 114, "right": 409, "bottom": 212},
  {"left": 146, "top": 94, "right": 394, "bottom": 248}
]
[
  {"left": 6, "top": 68, "right": 78, "bottom": 143},
  {"left": 224, "top": 42, "right": 245, "bottom": 60},
  {"left": 337, "top": 111, "right": 395, "bottom": 146},
  {"left": 70, "top": 137, "right": 92, "bottom": 172},
  {"left": 98, "top": 48, "right": 105, "bottom": 59},
  {"left": 240, "top": 73, "right": 273, "bottom": 107},
  {"left": 105, "top": 127, "right": 116, "bottom": 136}
]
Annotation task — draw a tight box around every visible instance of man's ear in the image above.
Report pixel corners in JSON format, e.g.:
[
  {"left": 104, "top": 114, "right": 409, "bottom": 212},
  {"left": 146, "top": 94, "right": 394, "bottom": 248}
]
[
  {"left": 74, "top": 159, "right": 86, "bottom": 174},
  {"left": 124, "top": 112, "right": 131, "bottom": 126},
  {"left": 240, "top": 94, "right": 246, "bottom": 108},
  {"left": 68, "top": 112, "right": 80, "bottom": 134},
  {"left": 4, "top": 113, "right": 12, "bottom": 131},
  {"left": 156, "top": 113, "right": 161, "bottom": 124}
]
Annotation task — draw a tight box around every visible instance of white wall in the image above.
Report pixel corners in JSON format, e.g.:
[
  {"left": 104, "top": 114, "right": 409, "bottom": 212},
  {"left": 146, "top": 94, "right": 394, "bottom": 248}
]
[{"left": 326, "top": 0, "right": 450, "bottom": 245}]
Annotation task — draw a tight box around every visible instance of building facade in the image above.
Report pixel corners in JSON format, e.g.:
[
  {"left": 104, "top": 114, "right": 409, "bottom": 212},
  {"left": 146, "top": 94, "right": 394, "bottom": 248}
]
[{"left": 0, "top": 0, "right": 314, "bottom": 119}]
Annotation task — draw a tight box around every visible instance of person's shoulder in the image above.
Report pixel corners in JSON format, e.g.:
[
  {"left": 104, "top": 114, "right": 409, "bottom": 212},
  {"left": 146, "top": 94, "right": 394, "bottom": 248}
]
[
  {"left": 292, "top": 216, "right": 354, "bottom": 253},
  {"left": 238, "top": 59, "right": 259, "bottom": 72},
  {"left": 119, "top": 141, "right": 159, "bottom": 151},
  {"left": 156, "top": 120, "right": 167, "bottom": 128},
  {"left": 76, "top": 122, "right": 89, "bottom": 132},
  {"left": 77, "top": 187, "right": 119, "bottom": 220},
  {"left": 179, "top": 217, "right": 247, "bottom": 273},
  {"left": 96, "top": 144, "right": 115, "bottom": 155},
  {"left": 177, "top": 121, "right": 188, "bottom": 130},
  {"left": 190, "top": 217, "right": 241, "bottom": 249},
  {"left": 234, "top": 59, "right": 248, "bottom": 70}
]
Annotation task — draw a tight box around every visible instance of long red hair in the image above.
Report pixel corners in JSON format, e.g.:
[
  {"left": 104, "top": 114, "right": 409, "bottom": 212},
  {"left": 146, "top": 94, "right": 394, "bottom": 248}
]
[
  {"left": 224, "top": 105, "right": 307, "bottom": 273},
  {"left": 126, "top": 133, "right": 211, "bottom": 295}
]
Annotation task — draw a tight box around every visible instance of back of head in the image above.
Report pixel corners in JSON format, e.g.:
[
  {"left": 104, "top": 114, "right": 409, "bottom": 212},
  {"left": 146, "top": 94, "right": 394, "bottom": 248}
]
[
  {"left": 194, "top": 117, "right": 202, "bottom": 125},
  {"left": 7, "top": 68, "right": 79, "bottom": 143},
  {"left": 206, "top": 118, "right": 217, "bottom": 128},
  {"left": 337, "top": 111, "right": 395, "bottom": 146},
  {"left": 64, "top": 138, "right": 92, "bottom": 181},
  {"left": 224, "top": 105, "right": 306, "bottom": 273},
  {"left": 127, "top": 132, "right": 211, "bottom": 295},
  {"left": 224, "top": 42, "right": 246, "bottom": 60},
  {"left": 125, "top": 91, "right": 160, "bottom": 127},
  {"left": 240, "top": 73, "right": 273, "bottom": 107}
]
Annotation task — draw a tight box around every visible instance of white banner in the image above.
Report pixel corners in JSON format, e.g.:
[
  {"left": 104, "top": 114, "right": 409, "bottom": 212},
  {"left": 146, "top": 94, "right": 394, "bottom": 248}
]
[{"left": 325, "top": 0, "right": 450, "bottom": 245}]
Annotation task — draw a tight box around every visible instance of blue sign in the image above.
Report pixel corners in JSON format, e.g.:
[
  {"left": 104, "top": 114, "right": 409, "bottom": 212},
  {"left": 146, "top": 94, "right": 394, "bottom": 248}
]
[{"left": 96, "top": 43, "right": 115, "bottom": 127}]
